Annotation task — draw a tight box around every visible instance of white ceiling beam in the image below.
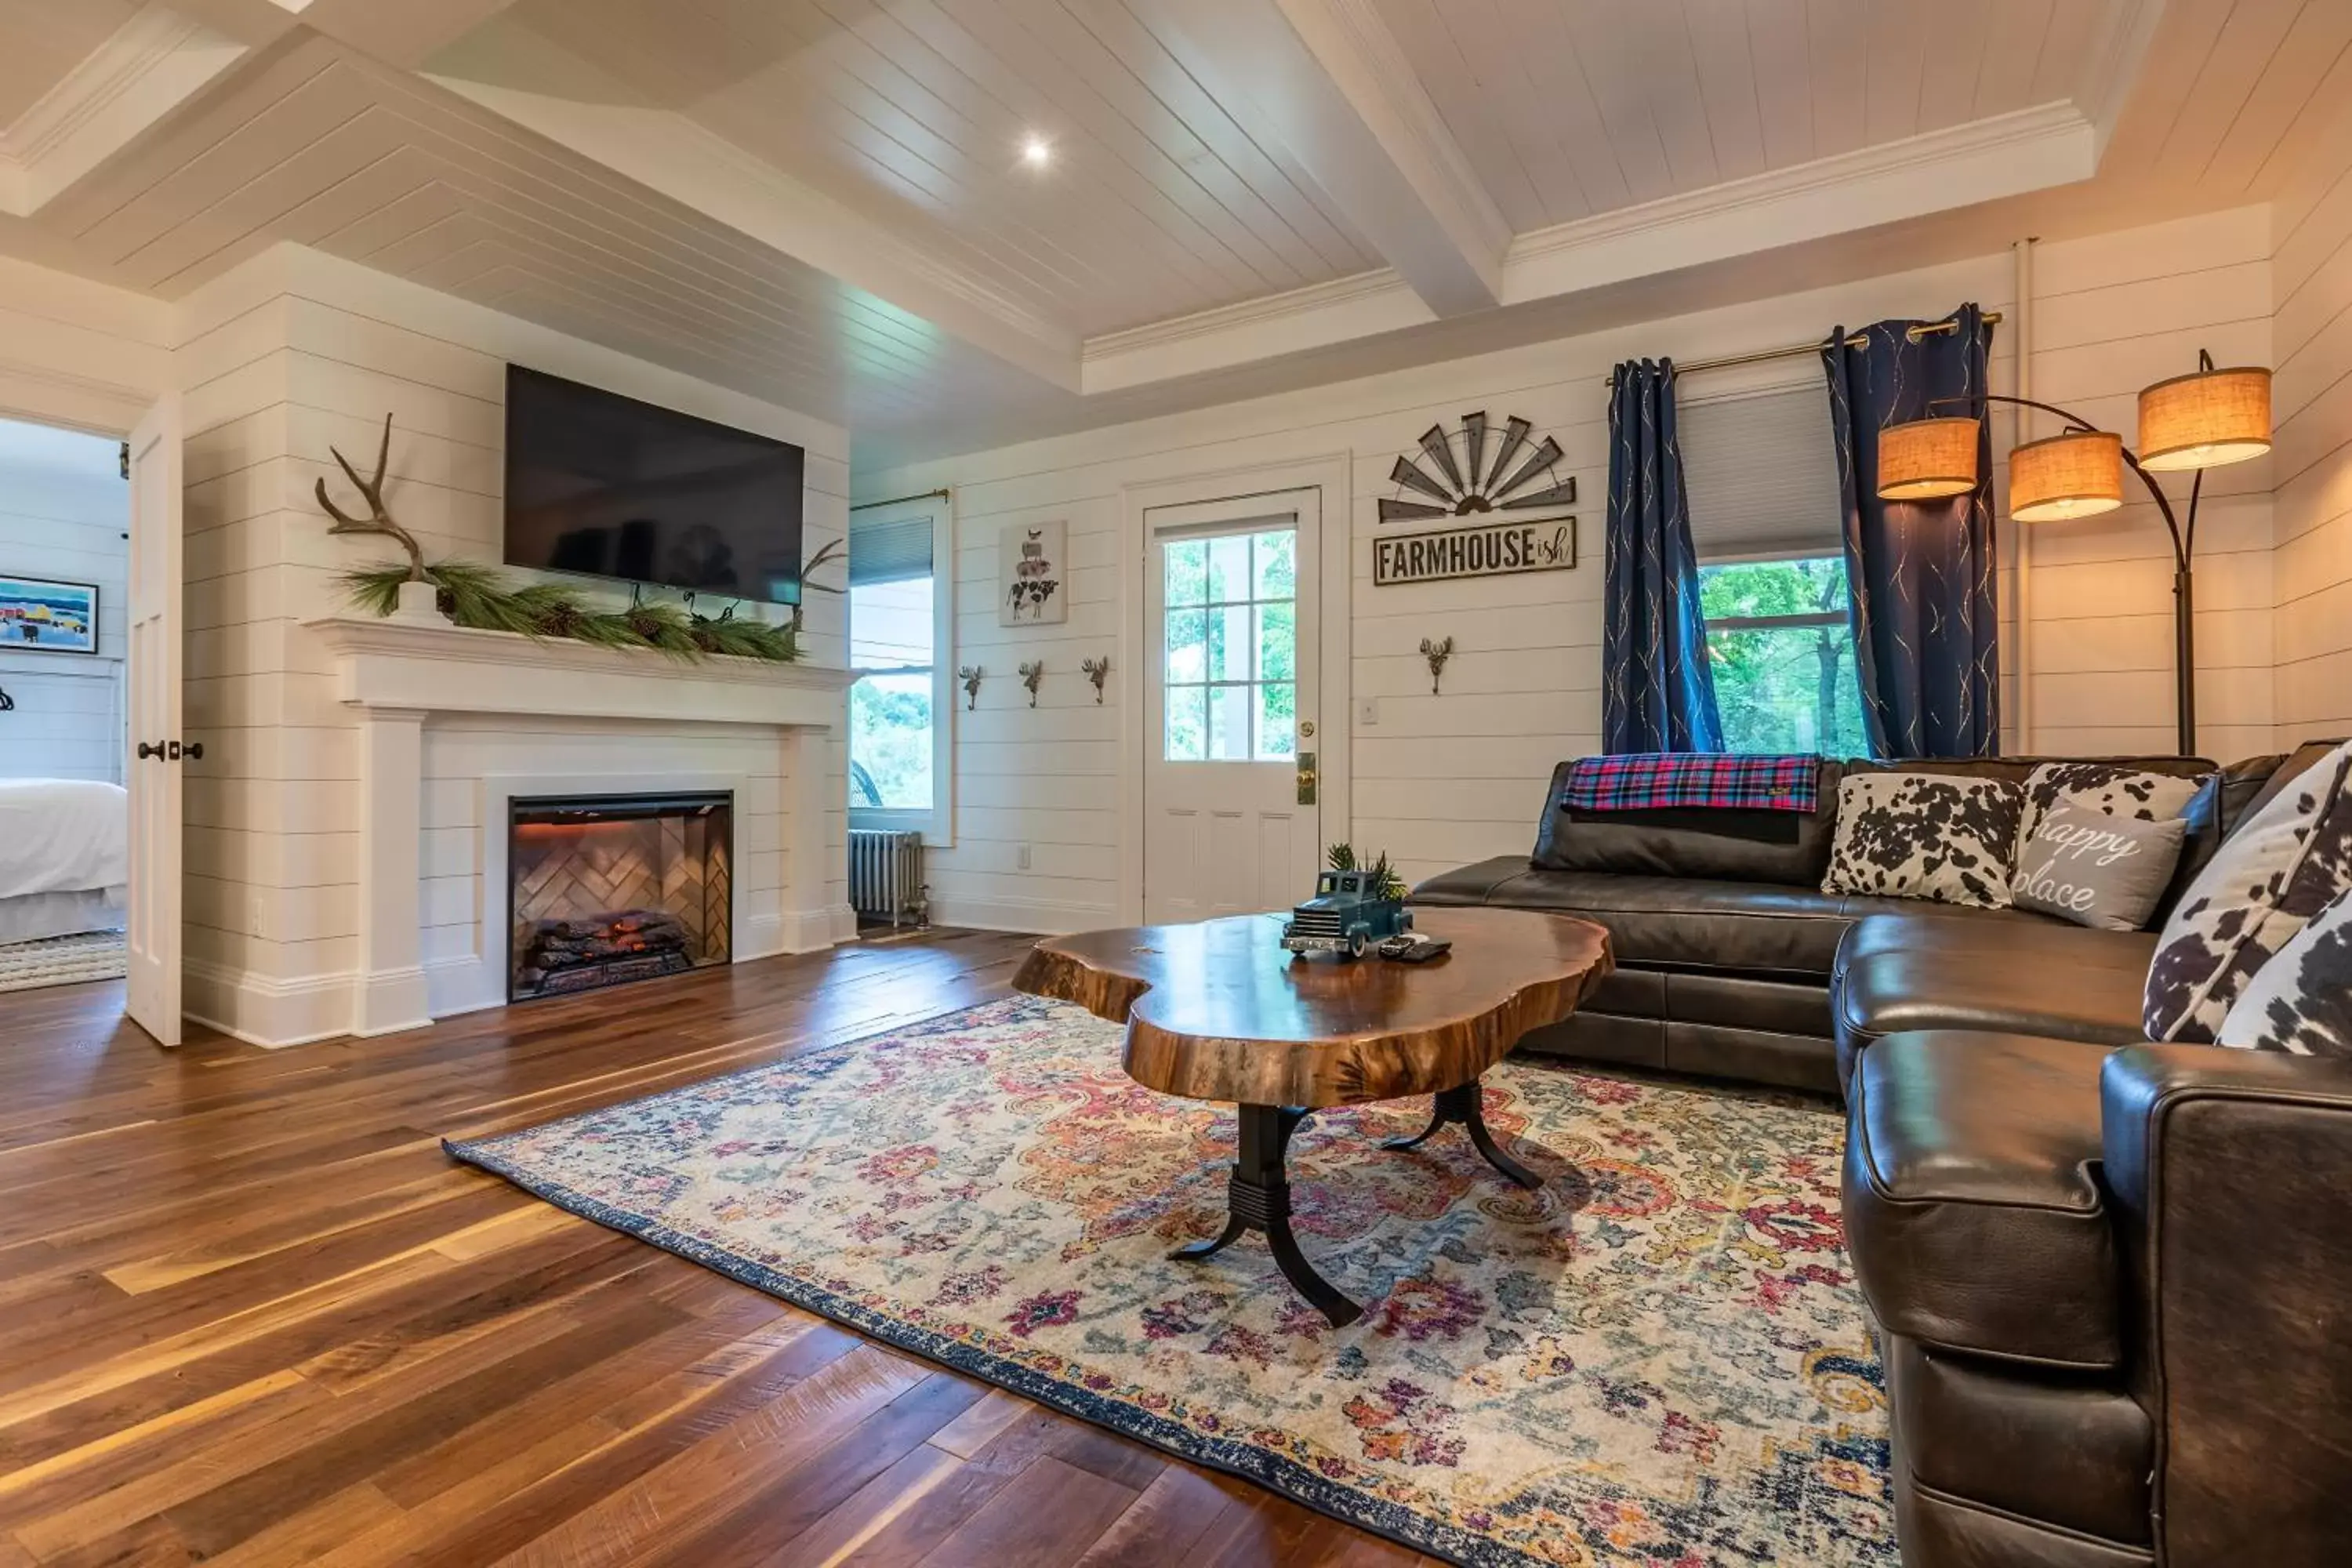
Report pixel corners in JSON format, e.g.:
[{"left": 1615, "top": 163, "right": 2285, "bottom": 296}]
[
  {"left": 0, "top": 4, "right": 250, "bottom": 218},
  {"left": 423, "top": 20, "right": 1081, "bottom": 393},
  {"left": 1134, "top": 0, "right": 1508, "bottom": 318}
]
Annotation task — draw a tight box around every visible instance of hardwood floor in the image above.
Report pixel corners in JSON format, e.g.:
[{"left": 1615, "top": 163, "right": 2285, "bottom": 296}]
[{"left": 0, "top": 931, "right": 1437, "bottom": 1567}]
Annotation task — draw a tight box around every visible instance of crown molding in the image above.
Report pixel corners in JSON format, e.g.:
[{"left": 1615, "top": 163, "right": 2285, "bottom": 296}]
[
  {"left": 2077, "top": 0, "right": 2167, "bottom": 162},
  {"left": 0, "top": 3, "right": 249, "bottom": 217},
  {"left": 1081, "top": 268, "right": 1427, "bottom": 393},
  {"left": 1501, "top": 102, "right": 2096, "bottom": 303},
  {"left": 1076, "top": 103, "right": 2096, "bottom": 396}
]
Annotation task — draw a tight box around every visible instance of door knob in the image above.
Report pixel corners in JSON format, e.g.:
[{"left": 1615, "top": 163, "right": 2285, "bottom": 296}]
[
  {"left": 183, "top": 741, "right": 203, "bottom": 762},
  {"left": 136, "top": 741, "right": 165, "bottom": 760}
]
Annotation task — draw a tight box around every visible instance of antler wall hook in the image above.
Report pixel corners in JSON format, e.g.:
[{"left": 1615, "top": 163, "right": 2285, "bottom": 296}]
[
  {"left": 1018, "top": 659, "right": 1044, "bottom": 708},
  {"left": 315, "top": 414, "right": 427, "bottom": 583},
  {"left": 1419, "top": 636, "right": 1454, "bottom": 695},
  {"left": 959, "top": 666, "right": 984, "bottom": 710},
  {"left": 1080, "top": 655, "right": 1109, "bottom": 703}
]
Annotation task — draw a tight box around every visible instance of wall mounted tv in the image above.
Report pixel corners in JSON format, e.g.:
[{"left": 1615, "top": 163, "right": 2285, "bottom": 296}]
[{"left": 503, "top": 365, "right": 805, "bottom": 606}]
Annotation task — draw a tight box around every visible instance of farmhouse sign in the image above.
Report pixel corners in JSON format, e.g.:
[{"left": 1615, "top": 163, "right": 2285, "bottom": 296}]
[{"left": 1374, "top": 517, "right": 1576, "bottom": 586}]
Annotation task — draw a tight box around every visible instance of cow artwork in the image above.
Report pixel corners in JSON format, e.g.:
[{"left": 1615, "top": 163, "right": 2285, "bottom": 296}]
[{"left": 1000, "top": 519, "right": 1066, "bottom": 626}]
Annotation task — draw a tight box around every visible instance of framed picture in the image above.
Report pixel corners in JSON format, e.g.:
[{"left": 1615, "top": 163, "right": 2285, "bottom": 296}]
[
  {"left": 1000, "top": 519, "right": 1067, "bottom": 626},
  {"left": 0, "top": 576, "right": 100, "bottom": 655}
]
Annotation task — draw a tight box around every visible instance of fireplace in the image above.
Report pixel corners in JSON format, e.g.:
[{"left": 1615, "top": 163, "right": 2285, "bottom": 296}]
[{"left": 508, "top": 792, "right": 733, "bottom": 1002}]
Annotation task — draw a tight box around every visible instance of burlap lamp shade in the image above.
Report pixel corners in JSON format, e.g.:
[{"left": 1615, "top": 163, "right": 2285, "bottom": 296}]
[{"left": 2009, "top": 430, "right": 2125, "bottom": 523}]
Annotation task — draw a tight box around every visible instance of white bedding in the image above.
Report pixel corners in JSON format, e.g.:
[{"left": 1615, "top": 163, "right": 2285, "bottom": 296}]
[{"left": 0, "top": 779, "right": 129, "bottom": 901}]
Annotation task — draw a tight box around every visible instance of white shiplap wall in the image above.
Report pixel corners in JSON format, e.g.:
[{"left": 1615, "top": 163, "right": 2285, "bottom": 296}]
[
  {"left": 2271, "top": 119, "right": 2352, "bottom": 746},
  {"left": 175, "top": 245, "right": 850, "bottom": 1046},
  {"left": 858, "top": 208, "right": 2279, "bottom": 931},
  {"left": 0, "top": 420, "right": 129, "bottom": 782}
]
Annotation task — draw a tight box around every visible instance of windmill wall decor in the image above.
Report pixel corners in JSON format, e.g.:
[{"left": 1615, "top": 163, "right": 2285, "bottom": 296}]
[{"left": 1378, "top": 412, "right": 1577, "bottom": 522}]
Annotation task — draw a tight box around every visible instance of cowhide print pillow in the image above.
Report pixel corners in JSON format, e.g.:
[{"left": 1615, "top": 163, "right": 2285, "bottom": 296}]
[
  {"left": 2218, "top": 890, "right": 2352, "bottom": 1056},
  {"left": 2144, "top": 740, "right": 2352, "bottom": 1043},
  {"left": 1822, "top": 772, "right": 2024, "bottom": 910},
  {"left": 2019, "top": 762, "right": 2203, "bottom": 847}
]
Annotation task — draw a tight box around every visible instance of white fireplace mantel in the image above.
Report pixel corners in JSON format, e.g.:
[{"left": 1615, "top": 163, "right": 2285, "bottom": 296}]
[
  {"left": 303, "top": 614, "right": 857, "bottom": 1037},
  {"left": 304, "top": 614, "right": 856, "bottom": 725}
]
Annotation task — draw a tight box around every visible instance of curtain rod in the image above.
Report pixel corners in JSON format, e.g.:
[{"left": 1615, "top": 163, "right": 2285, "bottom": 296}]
[
  {"left": 851, "top": 487, "right": 952, "bottom": 512},
  {"left": 1601, "top": 313, "right": 2004, "bottom": 390}
]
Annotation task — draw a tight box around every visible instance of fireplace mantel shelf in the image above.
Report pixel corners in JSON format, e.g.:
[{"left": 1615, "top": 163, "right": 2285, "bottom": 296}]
[{"left": 304, "top": 614, "right": 855, "bottom": 728}]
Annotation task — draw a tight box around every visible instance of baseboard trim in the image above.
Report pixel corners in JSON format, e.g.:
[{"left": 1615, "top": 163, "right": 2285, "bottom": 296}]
[
  {"left": 927, "top": 895, "right": 1109, "bottom": 936},
  {"left": 183, "top": 959, "right": 358, "bottom": 1049}
]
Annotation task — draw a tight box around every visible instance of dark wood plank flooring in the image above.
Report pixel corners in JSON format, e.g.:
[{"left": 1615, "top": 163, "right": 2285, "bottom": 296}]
[{"left": 0, "top": 931, "right": 1436, "bottom": 1566}]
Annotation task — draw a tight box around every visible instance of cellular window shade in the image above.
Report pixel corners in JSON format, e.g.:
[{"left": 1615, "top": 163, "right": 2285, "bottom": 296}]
[
  {"left": 848, "top": 515, "right": 934, "bottom": 585},
  {"left": 1678, "top": 385, "right": 1845, "bottom": 561}
]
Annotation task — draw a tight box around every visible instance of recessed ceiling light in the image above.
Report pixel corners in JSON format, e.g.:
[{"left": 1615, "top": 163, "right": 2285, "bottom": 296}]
[{"left": 1021, "top": 136, "right": 1052, "bottom": 168}]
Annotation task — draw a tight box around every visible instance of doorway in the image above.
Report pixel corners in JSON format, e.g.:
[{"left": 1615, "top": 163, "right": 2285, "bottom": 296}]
[
  {"left": 0, "top": 413, "right": 131, "bottom": 995},
  {"left": 1142, "top": 490, "right": 1322, "bottom": 922}
]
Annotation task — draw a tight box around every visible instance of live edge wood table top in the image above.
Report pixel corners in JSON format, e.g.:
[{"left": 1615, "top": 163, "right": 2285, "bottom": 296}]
[
  {"left": 1014, "top": 907, "right": 1614, "bottom": 1327},
  {"left": 1014, "top": 907, "right": 1614, "bottom": 1107}
]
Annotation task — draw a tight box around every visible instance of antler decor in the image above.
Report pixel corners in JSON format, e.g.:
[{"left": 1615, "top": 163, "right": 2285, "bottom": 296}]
[
  {"left": 1419, "top": 635, "right": 1454, "bottom": 695},
  {"left": 1018, "top": 659, "right": 1045, "bottom": 708},
  {"left": 1080, "top": 655, "right": 1110, "bottom": 704},
  {"left": 315, "top": 414, "right": 426, "bottom": 583}
]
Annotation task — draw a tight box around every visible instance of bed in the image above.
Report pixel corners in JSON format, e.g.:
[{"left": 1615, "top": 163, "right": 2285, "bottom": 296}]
[{"left": 0, "top": 779, "right": 128, "bottom": 945}]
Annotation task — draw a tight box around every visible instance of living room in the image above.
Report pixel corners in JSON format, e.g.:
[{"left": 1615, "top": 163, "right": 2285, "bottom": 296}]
[{"left": 0, "top": 2, "right": 2345, "bottom": 1566}]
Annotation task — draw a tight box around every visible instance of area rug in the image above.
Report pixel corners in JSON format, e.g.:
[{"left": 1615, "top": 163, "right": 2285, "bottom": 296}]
[
  {"left": 0, "top": 929, "right": 126, "bottom": 993},
  {"left": 447, "top": 996, "right": 1891, "bottom": 1567}
]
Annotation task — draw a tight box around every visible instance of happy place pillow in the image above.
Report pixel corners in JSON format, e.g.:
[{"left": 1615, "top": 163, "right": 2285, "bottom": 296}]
[
  {"left": 1823, "top": 772, "right": 2024, "bottom": 910},
  {"left": 2011, "top": 800, "right": 2188, "bottom": 931},
  {"left": 2217, "top": 889, "right": 2352, "bottom": 1056},
  {"left": 2144, "top": 740, "right": 2352, "bottom": 1042}
]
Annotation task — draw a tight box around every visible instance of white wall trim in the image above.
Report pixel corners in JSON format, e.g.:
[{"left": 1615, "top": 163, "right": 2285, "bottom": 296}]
[
  {"left": 846, "top": 491, "right": 958, "bottom": 848},
  {"left": 184, "top": 959, "right": 363, "bottom": 1050},
  {"left": 1116, "top": 452, "right": 1353, "bottom": 924},
  {"left": 0, "top": 4, "right": 249, "bottom": 217}
]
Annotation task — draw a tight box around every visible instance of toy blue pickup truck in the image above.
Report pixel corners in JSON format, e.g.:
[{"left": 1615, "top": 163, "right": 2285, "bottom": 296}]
[{"left": 1281, "top": 868, "right": 1414, "bottom": 960}]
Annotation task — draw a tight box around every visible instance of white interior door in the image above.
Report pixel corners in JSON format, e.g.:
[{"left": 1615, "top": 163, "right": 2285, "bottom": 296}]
[
  {"left": 124, "top": 395, "right": 183, "bottom": 1047},
  {"left": 1144, "top": 496, "right": 1320, "bottom": 921}
]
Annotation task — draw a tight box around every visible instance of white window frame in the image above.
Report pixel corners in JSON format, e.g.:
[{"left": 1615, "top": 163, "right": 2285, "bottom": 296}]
[{"left": 848, "top": 496, "right": 955, "bottom": 845}]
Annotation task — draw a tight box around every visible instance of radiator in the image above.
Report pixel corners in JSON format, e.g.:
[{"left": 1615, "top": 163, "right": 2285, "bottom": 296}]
[{"left": 848, "top": 829, "right": 927, "bottom": 927}]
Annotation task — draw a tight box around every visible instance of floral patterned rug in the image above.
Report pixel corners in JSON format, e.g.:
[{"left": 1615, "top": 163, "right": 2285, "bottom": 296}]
[{"left": 446, "top": 996, "right": 1891, "bottom": 1567}]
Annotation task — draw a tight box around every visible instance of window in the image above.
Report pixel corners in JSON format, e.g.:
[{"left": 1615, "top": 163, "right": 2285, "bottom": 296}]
[
  {"left": 848, "top": 510, "right": 949, "bottom": 833},
  {"left": 1161, "top": 529, "right": 1295, "bottom": 761},
  {"left": 1698, "top": 555, "right": 1868, "bottom": 757}
]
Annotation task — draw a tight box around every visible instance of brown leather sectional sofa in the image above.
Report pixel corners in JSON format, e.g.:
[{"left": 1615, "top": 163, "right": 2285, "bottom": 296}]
[{"left": 1414, "top": 740, "right": 2352, "bottom": 1566}]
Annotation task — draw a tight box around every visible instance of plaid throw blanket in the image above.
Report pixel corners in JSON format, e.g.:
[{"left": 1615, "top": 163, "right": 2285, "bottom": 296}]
[{"left": 1564, "top": 753, "right": 1820, "bottom": 814}]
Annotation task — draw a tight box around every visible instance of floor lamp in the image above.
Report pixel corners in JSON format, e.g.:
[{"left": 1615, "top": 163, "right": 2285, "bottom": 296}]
[{"left": 1875, "top": 351, "right": 2273, "bottom": 757}]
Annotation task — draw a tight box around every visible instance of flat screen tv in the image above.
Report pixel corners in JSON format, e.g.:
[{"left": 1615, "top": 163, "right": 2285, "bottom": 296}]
[{"left": 503, "top": 365, "right": 805, "bottom": 606}]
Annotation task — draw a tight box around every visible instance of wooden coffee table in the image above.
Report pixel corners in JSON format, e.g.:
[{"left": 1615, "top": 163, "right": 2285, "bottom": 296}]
[{"left": 1014, "top": 906, "right": 1613, "bottom": 1326}]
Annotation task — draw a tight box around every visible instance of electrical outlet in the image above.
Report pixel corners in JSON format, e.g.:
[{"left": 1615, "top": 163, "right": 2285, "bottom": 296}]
[
  {"left": 1016, "top": 844, "right": 1033, "bottom": 872},
  {"left": 1355, "top": 697, "right": 1380, "bottom": 727},
  {"left": 246, "top": 895, "right": 266, "bottom": 938}
]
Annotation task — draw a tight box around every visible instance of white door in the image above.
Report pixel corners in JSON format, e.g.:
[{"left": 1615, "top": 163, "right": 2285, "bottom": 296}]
[
  {"left": 124, "top": 396, "right": 183, "bottom": 1047},
  {"left": 1144, "top": 495, "right": 1320, "bottom": 921}
]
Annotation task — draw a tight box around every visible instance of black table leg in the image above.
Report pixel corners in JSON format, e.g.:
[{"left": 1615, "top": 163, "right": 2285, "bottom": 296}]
[
  {"left": 1382, "top": 1080, "right": 1541, "bottom": 1189},
  {"left": 1171, "top": 1104, "right": 1363, "bottom": 1327}
]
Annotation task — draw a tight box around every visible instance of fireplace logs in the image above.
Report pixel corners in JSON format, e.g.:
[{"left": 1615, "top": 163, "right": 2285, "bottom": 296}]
[{"left": 516, "top": 909, "right": 695, "bottom": 995}]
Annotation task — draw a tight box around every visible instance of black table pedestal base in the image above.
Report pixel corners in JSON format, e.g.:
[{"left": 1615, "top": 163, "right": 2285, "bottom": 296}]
[
  {"left": 1382, "top": 1080, "right": 1541, "bottom": 1189},
  {"left": 1171, "top": 1104, "right": 1363, "bottom": 1327}
]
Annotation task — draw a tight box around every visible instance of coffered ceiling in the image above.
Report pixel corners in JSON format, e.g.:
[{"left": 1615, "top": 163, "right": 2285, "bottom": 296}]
[{"left": 0, "top": 0, "right": 2345, "bottom": 466}]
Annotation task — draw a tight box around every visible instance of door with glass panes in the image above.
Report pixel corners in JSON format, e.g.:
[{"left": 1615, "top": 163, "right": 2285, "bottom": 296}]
[{"left": 1143, "top": 494, "right": 1319, "bottom": 921}]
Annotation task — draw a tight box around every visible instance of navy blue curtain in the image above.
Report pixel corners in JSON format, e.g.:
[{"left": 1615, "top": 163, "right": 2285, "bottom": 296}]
[
  {"left": 1823, "top": 306, "right": 2000, "bottom": 758},
  {"left": 1604, "top": 358, "right": 1723, "bottom": 754}
]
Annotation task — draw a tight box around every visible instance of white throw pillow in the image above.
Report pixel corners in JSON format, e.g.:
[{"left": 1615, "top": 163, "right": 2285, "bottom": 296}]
[
  {"left": 1822, "top": 772, "right": 2024, "bottom": 910},
  {"left": 2219, "top": 890, "right": 2352, "bottom": 1056},
  {"left": 2144, "top": 741, "right": 2352, "bottom": 1043}
]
